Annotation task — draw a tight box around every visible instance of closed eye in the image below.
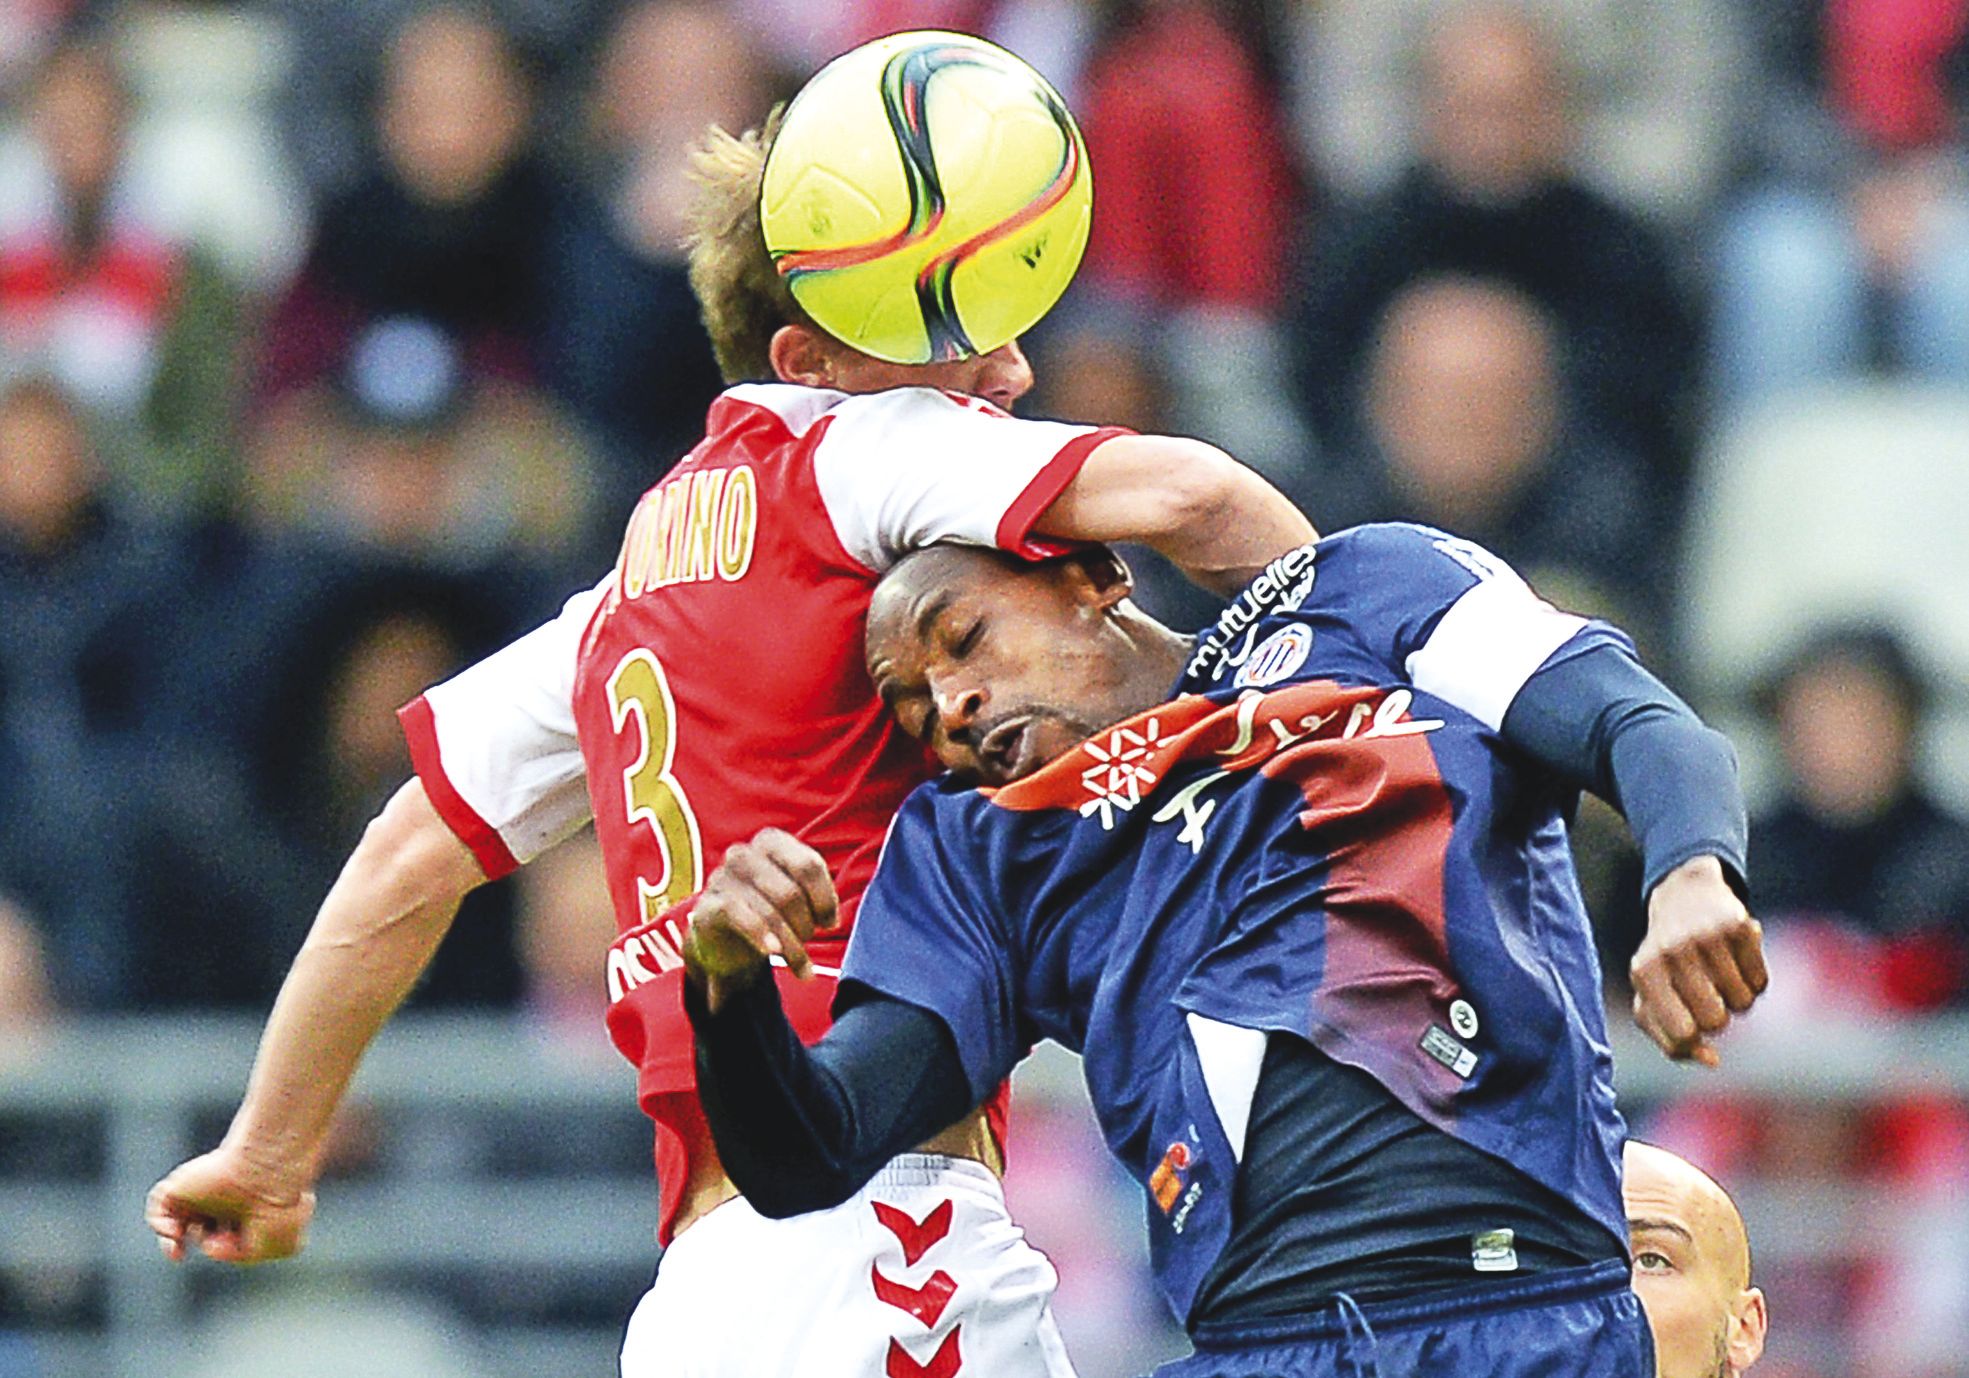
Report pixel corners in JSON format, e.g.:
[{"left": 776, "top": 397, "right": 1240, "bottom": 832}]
[{"left": 955, "top": 619, "right": 984, "bottom": 657}]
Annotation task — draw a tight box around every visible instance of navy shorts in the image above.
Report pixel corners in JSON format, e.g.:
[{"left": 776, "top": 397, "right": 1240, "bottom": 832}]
[{"left": 1153, "top": 1260, "right": 1654, "bottom": 1378}]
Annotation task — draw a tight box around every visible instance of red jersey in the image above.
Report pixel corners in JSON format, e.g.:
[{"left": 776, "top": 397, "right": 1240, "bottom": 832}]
[{"left": 401, "top": 382, "right": 1123, "bottom": 1240}]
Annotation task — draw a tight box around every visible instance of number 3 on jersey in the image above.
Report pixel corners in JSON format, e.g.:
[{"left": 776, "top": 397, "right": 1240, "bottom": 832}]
[{"left": 606, "top": 649, "right": 704, "bottom": 918}]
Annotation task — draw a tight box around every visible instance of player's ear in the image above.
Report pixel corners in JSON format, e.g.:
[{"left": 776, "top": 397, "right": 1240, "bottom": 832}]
[
  {"left": 1064, "top": 546, "right": 1132, "bottom": 612},
  {"left": 770, "top": 325, "right": 838, "bottom": 387},
  {"left": 1726, "top": 1287, "right": 1767, "bottom": 1372}
]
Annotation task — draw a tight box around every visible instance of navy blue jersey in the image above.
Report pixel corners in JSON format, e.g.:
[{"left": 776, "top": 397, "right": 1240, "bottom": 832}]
[{"left": 840, "top": 523, "right": 1632, "bottom": 1322}]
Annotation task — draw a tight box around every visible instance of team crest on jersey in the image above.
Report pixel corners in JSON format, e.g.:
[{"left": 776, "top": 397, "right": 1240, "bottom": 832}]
[{"left": 1232, "top": 623, "right": 1313, "bottom": 689}]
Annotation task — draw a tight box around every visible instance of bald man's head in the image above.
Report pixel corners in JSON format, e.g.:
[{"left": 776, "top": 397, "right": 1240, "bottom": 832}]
[{"left": 1624, "top": 1141, "right": 1766, "bottom": 1377}]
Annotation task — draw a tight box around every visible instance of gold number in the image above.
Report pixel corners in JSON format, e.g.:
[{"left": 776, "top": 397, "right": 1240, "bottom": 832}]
[{"left": 606, "top": 650, "right": 704, "bottom": 916}]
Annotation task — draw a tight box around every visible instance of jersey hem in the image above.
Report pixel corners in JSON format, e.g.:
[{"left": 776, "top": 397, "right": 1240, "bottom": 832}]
[
  {"left": 398, "top": 695, "right": 521, "bottom": 880},
  {"left": 994, "top": 425, "right": 1132, "bottom": 555}
]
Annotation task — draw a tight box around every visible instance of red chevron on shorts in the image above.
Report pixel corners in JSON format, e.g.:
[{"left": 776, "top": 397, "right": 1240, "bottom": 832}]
[
  {"left": 873, "top": 1198, "right": 953, "bottom": 1266},
  {"left": 886, "top": 1327, "right": 962, "bottom": 1378},
  {"left": 872, "top": 1263, "right": 957, "bottom": 1328}
]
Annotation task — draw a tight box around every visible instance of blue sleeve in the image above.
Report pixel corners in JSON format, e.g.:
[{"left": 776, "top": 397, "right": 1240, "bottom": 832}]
[
  {"left": 686, "top": 977, "right": 974, "bottom": 1217},
  {"left": 838, "top": 786, "right": 1024, "bottom": 1110},
  {"left": 1502, "top": 640, "right": 1749, "bottom": 899}
]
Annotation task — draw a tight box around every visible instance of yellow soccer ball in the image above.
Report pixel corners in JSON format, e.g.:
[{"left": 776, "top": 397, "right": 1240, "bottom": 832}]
[{"left": 761, "top": 30, "right": 1093, "bottom": 365}]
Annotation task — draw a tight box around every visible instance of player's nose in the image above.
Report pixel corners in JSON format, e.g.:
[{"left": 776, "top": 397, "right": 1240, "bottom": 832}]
[
  {"left": 932, "top": 675, "right": 987, "bottom": 735},
  {"left": 974, "top": 339, "right": 1033, "bottom": 409}
]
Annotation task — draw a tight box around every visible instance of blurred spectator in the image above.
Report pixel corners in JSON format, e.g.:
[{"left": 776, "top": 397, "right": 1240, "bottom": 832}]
[
  {"left": 0, "top": 0, "right": 76, "bottom": 94},
  {"left": 0, "top": 376, "right": 324, "bottom": 1011},
  {"left": 1028, "top": 300, "right": 1168, "bottom": 439},
  {"left": 0, "top": 32, "right": 261, "bottom": 515},
  {"left": 1645, "top": 620, "right": 1969, "bottom": 1378},
  {"left": 244, "top": 569, "right": 525, "bottom": 1010},
  {"left": 1313, "top": 276, "right": 1668, "bottom": 638},
  {"left": 539, "top": 0, "right": 753, "bottom": 526},
  {"left": 0, "top": 39, "right": 182, "bottom": 418},
  {"left": 265, "top": 0, "right": 614, "bottom": 197},
  {"left": 1711, "top": 2, "right": 1969, "bottom": 404},
  {"left": 246, "top": 315, "right": 593, "bottom": 578},
  {"left": 1290, "top": 0, "right": 1741, "bottom": 224},
  {"left": 255, "top": 6, "right": 558, "bottom": 406},
  {"left": 1289, "top": 3, "right": 1697, "bottom": 471},
  {"left": 1078, "top": 0, "right": 1298, "bottom": 320},
  {"left": 1752, "top": 623, "right": 1969, "bottom": 1010},
  {"left": 1072, "top": 0, "right": 1305, "bottom": 473},
  {"left": 0, "top": 374, "right": 179, "bottom": 1001}
]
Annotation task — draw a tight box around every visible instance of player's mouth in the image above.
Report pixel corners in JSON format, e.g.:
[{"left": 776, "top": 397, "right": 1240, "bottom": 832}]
[{"left": 976, "top": 716, "right": 1034, "bottom": 785}]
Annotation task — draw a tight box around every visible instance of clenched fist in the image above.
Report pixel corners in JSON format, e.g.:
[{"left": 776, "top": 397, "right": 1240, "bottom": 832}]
[
  {"left": 1631, "top": 855, "right": 1769, "bottom": 1068},
  {"left": 683, "top": 828, "right": 840, "bottom": 1010},
  {"left": 145, "top": 1146, "right": 316, "bottom": 1265}
]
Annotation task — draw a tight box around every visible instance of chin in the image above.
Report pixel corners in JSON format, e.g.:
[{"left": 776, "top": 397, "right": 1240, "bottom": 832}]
[{"left": 1015, "top": 716, "right": 1101, "bottom": 775}]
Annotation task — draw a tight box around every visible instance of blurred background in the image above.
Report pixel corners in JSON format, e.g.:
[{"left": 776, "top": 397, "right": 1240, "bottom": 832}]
[{"left": 0, "top": 1, "right": 1966, "bottom": 1375}]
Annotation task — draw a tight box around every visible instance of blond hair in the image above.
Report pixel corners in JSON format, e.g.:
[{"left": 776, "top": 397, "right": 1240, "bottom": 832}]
[{"left": 685, "top": 108, "right": 814, "bottom": 383}]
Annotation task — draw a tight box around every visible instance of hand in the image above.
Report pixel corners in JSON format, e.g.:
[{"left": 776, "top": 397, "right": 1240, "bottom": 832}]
[
  {"left": 145, "top": 1146, "right": 316, "bottom": 1265},
  {"left": 1631, "top": 856, "right": 1768, "bottom": 1068},
  {"left": 683, "top": 828, "right": 839, "bottom": 1009}
]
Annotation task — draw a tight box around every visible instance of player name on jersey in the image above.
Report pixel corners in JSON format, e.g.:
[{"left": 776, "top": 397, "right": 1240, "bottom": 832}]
[
  {"left": 619, "top": 463, "right": 760, "bottom": 599},
  {"left": 606, "top": 909, "right": 690, "bottom": 1002}
]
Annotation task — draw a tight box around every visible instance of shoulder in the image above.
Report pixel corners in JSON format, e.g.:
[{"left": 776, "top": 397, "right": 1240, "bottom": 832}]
[
  {"left": 818, "top": 387, "right": 1014, "bottom": 443},
  {"left": 708, "top": 383, "right": 846, "bottom": 441},
  {"left": 1312, "top": 521, "right": 1503, "bottom": 583},
  {"left": 796, "top": 388, "right": 997, "bottom": 477}
]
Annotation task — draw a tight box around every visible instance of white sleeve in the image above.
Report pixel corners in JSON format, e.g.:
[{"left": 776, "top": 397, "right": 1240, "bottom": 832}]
[
  {"left": 1400, "top": 538, "right": 1589, "bottom": 732},
  {"left": 399, "top": 581, "right": 603, "bottom": 876},
  {"left": 810, "top": 387, "right": 1126, "bottom": 571}
]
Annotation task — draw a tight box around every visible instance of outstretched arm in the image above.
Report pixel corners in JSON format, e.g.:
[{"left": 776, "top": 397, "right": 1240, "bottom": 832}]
[
  {"left": 1502, "top": 643, "right": 1766, "bottom": 1067},
  {"left": 1036, "top": 434, "right": 1316, "bottom": 597},
  {"left": 145, "top": 778, "right": 488, "bottom": 1263},
  {"left": 680, "top": 829, "right": 975, "bottom": 1217}
]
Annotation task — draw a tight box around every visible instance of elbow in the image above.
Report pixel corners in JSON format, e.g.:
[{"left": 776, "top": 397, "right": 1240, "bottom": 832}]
[
  {"left": 1701, "top": 722, "right": 1741, "bottom": 774},
  {"left": 1140, "top": 439, "right": 1249, "bottom": 539},
  {"left": 1154, "top": 441, "right": 1317, "bottom": 548}
]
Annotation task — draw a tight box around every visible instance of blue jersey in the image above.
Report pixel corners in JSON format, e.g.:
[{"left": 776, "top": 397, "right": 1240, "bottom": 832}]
[{"left": 840, "top": 524, "right": 1632, "bottom": 1322}]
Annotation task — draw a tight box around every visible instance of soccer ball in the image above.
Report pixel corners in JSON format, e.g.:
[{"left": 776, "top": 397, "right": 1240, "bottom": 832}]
[{"left": 761, "top": 30, "right": 1093, "bottom": 365}]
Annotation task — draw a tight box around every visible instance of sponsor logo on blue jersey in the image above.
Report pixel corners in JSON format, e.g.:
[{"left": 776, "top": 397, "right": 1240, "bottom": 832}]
[{"left": 1185, "top": 545, "right": 1317, "bottom": 686}]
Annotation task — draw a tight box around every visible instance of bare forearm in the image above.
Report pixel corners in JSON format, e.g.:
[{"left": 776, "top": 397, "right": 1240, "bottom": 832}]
[
  {"left": 223, "top": 780, "right": 485, "bottom": 1178},
  {"left": 1036, "top": 435, "right": 1316, "bottom": 596}
]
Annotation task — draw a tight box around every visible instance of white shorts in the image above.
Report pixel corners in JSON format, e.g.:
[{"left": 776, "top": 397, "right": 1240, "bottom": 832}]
[{"left": 620, "top": 1154, "right": 1077, "bottom": 1378}]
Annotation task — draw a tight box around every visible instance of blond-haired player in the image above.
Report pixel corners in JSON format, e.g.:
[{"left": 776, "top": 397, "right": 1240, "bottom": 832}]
[{"left": 146, "top": 107, "right": 1315, "bottom": 1378}]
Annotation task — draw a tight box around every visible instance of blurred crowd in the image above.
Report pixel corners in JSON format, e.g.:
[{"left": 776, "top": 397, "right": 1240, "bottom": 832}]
[{"left": 2, "top": 2, "right": 1968, "bottom": 1376}]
